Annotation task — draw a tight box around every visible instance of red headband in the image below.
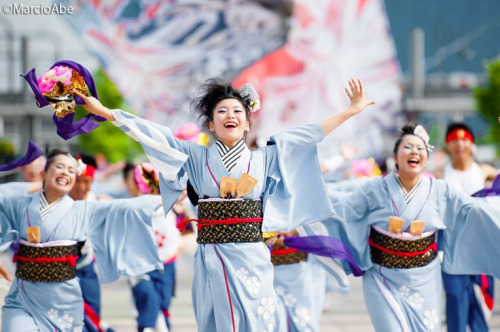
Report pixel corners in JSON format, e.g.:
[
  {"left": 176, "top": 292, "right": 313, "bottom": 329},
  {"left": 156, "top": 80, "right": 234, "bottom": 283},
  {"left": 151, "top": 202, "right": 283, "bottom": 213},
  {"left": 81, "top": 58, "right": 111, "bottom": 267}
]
[
  {"left": 446, "top": 128, "right": 474, "bottom": 143},
  {"left": 81, "top": 165, "right": 96, "bottom": 179},
  {"left": 76, "top": 155, "right": 96, "bottom": 179}
]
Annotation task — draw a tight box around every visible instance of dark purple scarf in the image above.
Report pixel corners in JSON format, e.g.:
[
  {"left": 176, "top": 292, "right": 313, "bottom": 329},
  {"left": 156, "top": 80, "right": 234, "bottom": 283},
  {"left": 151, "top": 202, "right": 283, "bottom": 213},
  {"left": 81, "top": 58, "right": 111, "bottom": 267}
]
[
  {"left": 472, "top": 174, "right": 500, "bottom": 197},
  {"left": 22, "top": 60, "right": 107, "bottom": 140},
  {"left": 269, "top": 235, "right": 364, "bottom": 276},
  {"left": 0, "top": 141, "right": 43, "bottom": 171}
]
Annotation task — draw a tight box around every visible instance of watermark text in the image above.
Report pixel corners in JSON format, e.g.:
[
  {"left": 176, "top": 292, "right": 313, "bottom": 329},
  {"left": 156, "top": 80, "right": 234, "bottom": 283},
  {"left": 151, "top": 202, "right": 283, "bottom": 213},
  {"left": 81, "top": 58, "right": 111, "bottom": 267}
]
[{"left": 3, "top": 3, "right": 74, "bottom": 15}]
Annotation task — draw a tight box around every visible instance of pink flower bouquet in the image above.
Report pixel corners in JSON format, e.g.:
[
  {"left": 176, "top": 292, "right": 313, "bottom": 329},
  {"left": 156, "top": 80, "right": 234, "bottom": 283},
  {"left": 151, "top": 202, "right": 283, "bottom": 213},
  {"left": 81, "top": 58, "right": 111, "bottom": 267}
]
[{"left": 37, "top": 65, "right": 87, "bottom": 118}]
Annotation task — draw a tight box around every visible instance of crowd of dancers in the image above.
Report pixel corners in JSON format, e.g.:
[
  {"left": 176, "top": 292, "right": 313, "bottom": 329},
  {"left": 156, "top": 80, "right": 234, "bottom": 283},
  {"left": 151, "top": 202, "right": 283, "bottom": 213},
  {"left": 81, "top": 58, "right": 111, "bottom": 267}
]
[{"left": 1, "top": 68, "right": 500, "bottom": 332}]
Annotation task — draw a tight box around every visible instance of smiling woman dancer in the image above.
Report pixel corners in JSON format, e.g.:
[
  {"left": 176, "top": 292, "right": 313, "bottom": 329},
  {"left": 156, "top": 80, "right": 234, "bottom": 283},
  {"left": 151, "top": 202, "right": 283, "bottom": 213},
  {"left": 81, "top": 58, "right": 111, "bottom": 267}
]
[
  {"left": 0, "top": 149, "right": 163, "bottom": 331},
  {"left": 298, "top": 123, "right": 500, "bottom": 332},
  {"left": 74, "top": 78, "right": 374, "bottom": 331}
]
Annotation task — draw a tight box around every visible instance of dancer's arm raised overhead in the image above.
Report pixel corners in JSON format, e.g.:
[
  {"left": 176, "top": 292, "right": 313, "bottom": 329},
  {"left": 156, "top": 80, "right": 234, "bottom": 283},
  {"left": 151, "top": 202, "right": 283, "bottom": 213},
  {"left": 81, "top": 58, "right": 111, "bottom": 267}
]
[
  {"left": 75, "top": 78, "right": 375, "bottom": 133},
  {"left": 320, "top": 78, "right": 375, "bottom": 136}
]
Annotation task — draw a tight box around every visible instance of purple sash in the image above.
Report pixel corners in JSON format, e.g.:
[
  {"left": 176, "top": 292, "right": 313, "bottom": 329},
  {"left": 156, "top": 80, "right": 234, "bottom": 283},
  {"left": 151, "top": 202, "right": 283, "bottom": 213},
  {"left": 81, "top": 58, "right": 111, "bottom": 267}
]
[
  {"left": 22, "top": 60, "right": 107, "bottom": 140},
  {"left": 0, "top": 141, "right": 43, "bottom": 171},
  {"left": 283, "top": 235, "right": 364, "bottom": 276},
  {"left": 472, "top": 174, "right": 500, "bottom": 197}
]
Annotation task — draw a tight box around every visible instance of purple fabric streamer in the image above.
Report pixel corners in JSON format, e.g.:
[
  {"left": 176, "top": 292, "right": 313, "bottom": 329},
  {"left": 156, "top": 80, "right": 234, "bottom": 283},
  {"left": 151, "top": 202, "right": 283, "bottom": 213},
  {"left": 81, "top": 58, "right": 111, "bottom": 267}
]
[
  {"left": 472, "top": 174, "right": 500, "bottom": 197},
  {"left": 284, "top": 235, "right": 364, "bottom": 276},
  {"left": 22, "top": 60, "right": 107, "bottom": 140},
  {"left": 9, "top": 242, "right": 19, "bottom": 252},
  {"left": 0, "top": 141, "right": 43, "bottom": 171}
]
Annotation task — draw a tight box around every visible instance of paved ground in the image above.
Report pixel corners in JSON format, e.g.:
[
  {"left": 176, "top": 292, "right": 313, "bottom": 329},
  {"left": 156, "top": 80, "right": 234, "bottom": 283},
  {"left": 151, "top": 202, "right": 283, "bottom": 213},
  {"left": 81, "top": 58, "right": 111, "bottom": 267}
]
[{"left": 2, "top": 252, "right": 500, "bottom": 331}]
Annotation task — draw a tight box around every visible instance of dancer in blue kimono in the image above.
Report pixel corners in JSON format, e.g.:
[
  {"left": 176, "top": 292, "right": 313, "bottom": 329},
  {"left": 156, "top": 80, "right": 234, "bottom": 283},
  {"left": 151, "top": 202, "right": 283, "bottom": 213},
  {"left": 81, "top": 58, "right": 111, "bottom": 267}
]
[
  {"left": 69, "top": 154, "right": 114, "bottom": 332},
  {"left": 0, "top": 149, "right": 163, "bottom": 331},
  {"left": 298, "top": 123, "right": 500, "bottom": 332},
  {"left": 265, "top": 232, "right": 327, "bottom": 332},
  {"left": 124, "top": 162, "right": 180, "bottom": 332},
  {"left": 74, "top": 78, "right": 374, "bottom": 331},
  {"left": 0, "top": 181, "right": 41, "bottom": 194}
]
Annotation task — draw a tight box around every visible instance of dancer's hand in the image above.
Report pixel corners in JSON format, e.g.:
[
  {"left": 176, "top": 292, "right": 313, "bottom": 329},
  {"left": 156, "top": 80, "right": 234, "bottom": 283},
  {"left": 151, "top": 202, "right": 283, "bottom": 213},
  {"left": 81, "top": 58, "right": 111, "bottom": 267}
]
[
  {"left": 345, "top": 79, "right": 375, "bottom": 115},
  {"left": 73, "top": 90, "right": 115, "bottom": 121},
  {"left": 274, "top": 230, "right": 299, "bottom": 244},
  {"left": 321, "top": 78, "right": 375, "bottom": 136}
]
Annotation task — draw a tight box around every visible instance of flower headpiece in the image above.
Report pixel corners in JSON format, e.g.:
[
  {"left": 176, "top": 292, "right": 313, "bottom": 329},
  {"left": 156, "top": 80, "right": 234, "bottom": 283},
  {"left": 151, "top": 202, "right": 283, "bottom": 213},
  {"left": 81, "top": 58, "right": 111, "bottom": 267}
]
[
  {"left": 75, "top": 155, "right": 87, "bottom": 176},
  {"left": 22, "top": 60, "right": 106, "bottom": 140},
  {"left": 413, "top": 125, "right": 434, "bottom": 152},
  {"left": 238, "top": 84, "right": 260, "bottom": 113},
  {"left": 75, "top": 155, "right": 96, "bottom": 179}
]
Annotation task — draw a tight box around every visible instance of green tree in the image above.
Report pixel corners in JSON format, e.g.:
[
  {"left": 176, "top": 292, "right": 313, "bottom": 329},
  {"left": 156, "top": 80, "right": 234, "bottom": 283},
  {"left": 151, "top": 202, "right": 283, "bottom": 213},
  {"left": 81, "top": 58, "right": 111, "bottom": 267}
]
[
  {"left": 473, "top": 60, "right": 500, "bottom": 155},
  {"left": 75, "top": 69, "right": 143, "bottom": 163}
]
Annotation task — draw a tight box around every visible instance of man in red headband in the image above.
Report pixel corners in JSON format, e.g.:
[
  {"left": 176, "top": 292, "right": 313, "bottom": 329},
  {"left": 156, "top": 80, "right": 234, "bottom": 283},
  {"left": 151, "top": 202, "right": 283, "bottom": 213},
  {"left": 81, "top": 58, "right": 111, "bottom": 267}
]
[{"left": 441, "top": 122, "right": 498, "bottom": 332}]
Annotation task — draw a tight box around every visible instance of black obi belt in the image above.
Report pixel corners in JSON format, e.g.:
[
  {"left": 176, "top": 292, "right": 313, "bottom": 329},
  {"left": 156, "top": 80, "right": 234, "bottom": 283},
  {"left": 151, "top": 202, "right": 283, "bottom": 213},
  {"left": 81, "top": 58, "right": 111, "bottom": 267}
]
[
  {"left": 14, "top": 241, "right": 79, "bottom": 282},
  {"left": 369, "top": 226, "right": 437, "bottom": 269},
  {"left": 269, "top": 241, "right": 308, "bottom": 266},
  {"left": 197, "top": 199, "right": 263, "bottom": 244}
]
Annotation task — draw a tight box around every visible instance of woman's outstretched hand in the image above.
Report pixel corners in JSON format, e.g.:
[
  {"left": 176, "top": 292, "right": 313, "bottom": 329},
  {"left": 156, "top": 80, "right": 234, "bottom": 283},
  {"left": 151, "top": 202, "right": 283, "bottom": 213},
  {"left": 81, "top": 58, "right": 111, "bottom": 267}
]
[
  {"left": 73, "top": 89, "right": 116, "bottom": 121},
  {"left": 321, "top": 78, "right": 375, "bottom": 136},
  {"left": 345, "top": 79, "right": 375, "bottom": 115}
]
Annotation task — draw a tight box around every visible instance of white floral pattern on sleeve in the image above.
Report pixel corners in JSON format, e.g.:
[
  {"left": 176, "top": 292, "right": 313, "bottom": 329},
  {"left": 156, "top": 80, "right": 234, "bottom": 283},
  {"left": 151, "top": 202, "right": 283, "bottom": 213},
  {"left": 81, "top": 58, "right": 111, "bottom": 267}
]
[
  {"left": 58, "top": 313, "right": 75, "bottom": 329},
  {"left": 423, "top": 309, "right": 439, "bottom": 329},
  {"left": 408, "top": 292, "right": 424, "bottom": 309},
  {"left": 46, "top": 308, "right": 79, "bottom": 331},
  {"left": 47, "top": 308, "right": 59, "bottom": 320},
  {"left": 236, "top": 267, "right": 262, "bottom": 297},
  {"left": 262, "top": 322, "right": 275, "bottom": 332},
  {"left": 258, "top": 296, "right": 276, "bottom": 320},
  {"left": 292, "top": 306, "right": 312, "bottom": 331}
]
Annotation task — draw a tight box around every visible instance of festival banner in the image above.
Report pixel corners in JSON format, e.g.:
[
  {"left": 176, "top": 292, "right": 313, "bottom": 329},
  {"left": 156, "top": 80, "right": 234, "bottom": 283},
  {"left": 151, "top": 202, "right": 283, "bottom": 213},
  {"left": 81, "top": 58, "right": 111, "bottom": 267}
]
[{"left": 60, "top": 0, "right": 401, "bottom": 159}]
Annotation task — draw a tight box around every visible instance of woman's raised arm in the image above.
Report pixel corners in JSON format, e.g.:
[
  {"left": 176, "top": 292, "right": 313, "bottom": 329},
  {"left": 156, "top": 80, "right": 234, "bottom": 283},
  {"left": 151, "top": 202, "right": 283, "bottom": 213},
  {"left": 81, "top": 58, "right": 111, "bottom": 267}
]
[{"left": 320, "top": 79, "right": 375, "bottom": 136}]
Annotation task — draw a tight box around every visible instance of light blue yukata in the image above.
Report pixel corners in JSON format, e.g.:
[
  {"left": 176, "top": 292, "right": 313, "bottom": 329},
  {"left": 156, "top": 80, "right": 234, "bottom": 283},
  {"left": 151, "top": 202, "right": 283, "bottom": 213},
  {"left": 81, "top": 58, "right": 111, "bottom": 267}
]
[
  {"left": 0, "top": 191, "right": 163, "bottom": 332},
  {"left": 110, "top": 109, "right": 334, "bottom": 332},
  {"left": 273, "top": 257, "right": 326, "bottom": 332},
  {"left": 301, "top": 172, "right": 500, "bottom": 332},
  {"left": 0, "top": 182, "right": 31, "bottom": 194}
]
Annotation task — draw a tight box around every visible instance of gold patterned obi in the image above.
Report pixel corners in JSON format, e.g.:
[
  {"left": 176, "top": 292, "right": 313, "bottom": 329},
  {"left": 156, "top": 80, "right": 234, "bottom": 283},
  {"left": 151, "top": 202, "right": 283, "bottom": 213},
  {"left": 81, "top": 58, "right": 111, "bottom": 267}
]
[
  {"left": 270, "top": 241, "right": 308, "bottom": 266},
  {"left": 369, "top": 226, "right": 437, "bottom": 269},
  {"left": 196, "top": 199, "right": 263, "bottom": 244},
  {"left": 14, "top": 240, "right": 79, "bottom": 282}
]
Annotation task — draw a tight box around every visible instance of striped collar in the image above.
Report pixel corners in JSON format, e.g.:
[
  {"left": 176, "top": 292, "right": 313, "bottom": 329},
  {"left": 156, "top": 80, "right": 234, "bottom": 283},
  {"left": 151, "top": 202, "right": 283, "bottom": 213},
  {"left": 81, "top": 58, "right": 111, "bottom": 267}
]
[
  {"left": 40, "top": 193, "right": 64, "bottom": 221},
  {"left": 396, "top": 176, "right": 422, "bottom": 204},
  {"left": 215, "top": 139, "right": 247, "bottom": 173}
]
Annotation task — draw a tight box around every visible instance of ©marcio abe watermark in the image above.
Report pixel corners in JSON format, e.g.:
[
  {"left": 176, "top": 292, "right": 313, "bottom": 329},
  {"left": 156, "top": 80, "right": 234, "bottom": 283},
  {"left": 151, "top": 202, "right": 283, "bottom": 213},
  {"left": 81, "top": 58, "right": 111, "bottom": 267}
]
[{"left": 2, "top": 3, "right": 74, "bottom": 15}]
